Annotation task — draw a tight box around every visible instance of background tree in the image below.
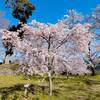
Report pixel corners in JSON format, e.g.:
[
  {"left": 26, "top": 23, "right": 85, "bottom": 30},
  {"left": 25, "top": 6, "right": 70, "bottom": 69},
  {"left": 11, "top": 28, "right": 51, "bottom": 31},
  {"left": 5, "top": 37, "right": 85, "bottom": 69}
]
[
  {"left": 5, "top": 0, "right": 35, "bottom": 23},
  {"left": 85, "top": 4, "right": 100, "bottom": 75},
  {"left": 3, "top": 0, "right": 35, "bottom": 63}
]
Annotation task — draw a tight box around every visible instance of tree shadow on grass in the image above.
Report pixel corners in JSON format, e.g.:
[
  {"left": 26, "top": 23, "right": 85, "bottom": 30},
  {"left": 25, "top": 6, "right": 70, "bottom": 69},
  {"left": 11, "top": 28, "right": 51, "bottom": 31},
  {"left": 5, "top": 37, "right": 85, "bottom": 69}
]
[
  {"left": 0, "top": 84, "right": 59, "bottom": 99},
  {"left": 0, "top": 84, "right": 25, "bottom": 99},
  {"left": 83, "top": 79, "right": 100, "bottom": 85}
]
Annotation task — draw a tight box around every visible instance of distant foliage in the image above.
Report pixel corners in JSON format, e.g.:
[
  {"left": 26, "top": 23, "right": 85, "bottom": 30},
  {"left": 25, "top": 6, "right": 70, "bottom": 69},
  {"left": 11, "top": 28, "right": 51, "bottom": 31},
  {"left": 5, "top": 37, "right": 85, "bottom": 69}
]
[{"left": 5, "top": 0, "right": 35, "bottom": 23}]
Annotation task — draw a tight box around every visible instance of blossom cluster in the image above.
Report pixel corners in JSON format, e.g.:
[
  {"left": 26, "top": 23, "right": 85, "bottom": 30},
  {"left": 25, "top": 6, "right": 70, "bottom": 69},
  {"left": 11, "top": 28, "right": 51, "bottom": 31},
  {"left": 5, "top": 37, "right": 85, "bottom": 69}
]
[{"left": 2, "top": 16, "right": 92, "bottom": 75}]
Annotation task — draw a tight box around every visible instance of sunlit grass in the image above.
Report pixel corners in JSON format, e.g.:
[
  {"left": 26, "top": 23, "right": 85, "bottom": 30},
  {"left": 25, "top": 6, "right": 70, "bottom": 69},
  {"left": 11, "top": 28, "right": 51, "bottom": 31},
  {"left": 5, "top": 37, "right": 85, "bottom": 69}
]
[
  {"left": 0, "top": 75, "right": 100, "bottom": 100},
  {"left": 0, "top": 64, "right": 100, "bottom": 99}
]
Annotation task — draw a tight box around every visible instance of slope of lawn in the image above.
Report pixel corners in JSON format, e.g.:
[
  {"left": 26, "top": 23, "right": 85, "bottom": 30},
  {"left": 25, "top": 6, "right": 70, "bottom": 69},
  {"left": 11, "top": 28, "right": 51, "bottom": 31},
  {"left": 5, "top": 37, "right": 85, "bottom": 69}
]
[{"left": 0, "top": 74, "right": 100, "bottom": 100}]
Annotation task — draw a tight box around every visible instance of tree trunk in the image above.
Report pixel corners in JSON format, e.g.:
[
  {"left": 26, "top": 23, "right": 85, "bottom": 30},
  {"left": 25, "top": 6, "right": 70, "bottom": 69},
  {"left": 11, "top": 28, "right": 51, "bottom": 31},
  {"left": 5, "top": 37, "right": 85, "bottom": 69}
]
[
  {"left": 4, "top": 55, "right": 10, "bottom": 64},
  {"left": 67, "top": 71, "right": 69, "bottom": 79},
  {"left": 87, "top": 42, "right": 96, "bottom": 76},
  {"left": 48, "top": 70, "right": 52, "bottom": 96},
  {"left": 90, "top": 66, "right": 95, "bottom": 76},
  {"left": 24, "top": 88, "right": 28, "bottom": 96},
  {"left": 87, "top": 65, "right": 95, "bottom": 76}
]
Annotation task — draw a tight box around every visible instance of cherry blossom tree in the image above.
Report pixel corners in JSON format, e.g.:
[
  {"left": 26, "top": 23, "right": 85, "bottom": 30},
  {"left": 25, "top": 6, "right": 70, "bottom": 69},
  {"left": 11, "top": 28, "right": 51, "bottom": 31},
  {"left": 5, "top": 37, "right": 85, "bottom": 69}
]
[
  {"left": 0, "top": 11, "right": 9, "bottom": 63},
  {"left": 61, "top": 9, "right": 84, "bottom": 28},
  {"left": 2, "top": 18, "right": 92, "bottom": 95},
  {"left": 89, "top": 5, "right": 100, "bottom": 29},
  {"left": 85, "top": 4, "right": 100, "bottom": 75},
  {"left": 90, "top": 4, "right": 100, "bottom": 52}
]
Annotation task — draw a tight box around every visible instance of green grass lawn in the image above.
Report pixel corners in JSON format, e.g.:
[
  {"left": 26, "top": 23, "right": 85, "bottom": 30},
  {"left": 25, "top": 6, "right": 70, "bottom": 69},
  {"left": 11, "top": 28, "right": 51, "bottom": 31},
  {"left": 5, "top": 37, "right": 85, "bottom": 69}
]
[{"left": 0, "top": 74, "right": 100, "bottom": 100}]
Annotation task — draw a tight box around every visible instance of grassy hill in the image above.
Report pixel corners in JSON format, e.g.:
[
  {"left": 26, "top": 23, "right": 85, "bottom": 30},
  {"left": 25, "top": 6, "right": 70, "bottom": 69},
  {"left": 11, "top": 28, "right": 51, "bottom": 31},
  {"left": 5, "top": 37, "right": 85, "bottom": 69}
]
[{"left": 0, "top": 63, "right": 19, "bottom": 75}]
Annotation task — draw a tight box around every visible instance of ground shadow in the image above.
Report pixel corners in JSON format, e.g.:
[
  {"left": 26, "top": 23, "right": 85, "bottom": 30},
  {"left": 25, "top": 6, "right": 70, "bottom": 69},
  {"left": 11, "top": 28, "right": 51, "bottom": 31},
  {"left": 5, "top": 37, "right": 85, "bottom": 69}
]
[{"left": 0, "top": 84, "right": 50, "bottom": 99}]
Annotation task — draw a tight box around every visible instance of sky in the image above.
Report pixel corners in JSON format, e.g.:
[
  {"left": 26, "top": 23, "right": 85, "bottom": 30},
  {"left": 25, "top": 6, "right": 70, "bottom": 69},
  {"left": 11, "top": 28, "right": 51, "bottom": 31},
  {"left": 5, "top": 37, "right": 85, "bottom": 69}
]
[
  {"left": 0, "top": 0, "right": 100, "bottom": 24},
  {"left": 0, "top": 0, "right": 100, "bottom": 62}
]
